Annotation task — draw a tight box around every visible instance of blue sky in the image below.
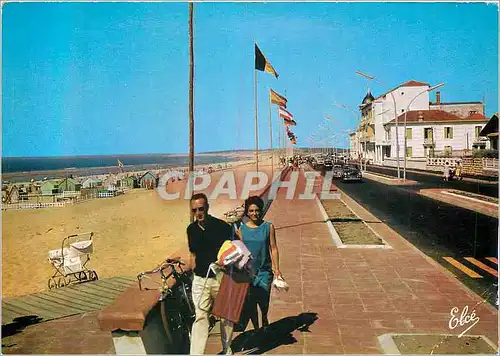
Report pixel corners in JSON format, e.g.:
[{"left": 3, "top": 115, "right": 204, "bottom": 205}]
[{"left": 2, "top": 2, "right": 498, "bottom": 157}]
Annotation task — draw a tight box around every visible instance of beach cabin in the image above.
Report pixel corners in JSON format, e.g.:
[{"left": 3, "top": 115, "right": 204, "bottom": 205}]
[
  {"left": 82, "top": 177, "right": 103, "bottom": 189},
  {"left": 121, "top": 176, "right": 138, "bottom": 189},
  {"left": 29, "top": 182, "right": 41, "bottom": 194},
  {"left": 2, "top": 185, "right": 20, "bottom": 204},
  {"left": 139, "top": 171, "right": 157, "bottom": 189},
  {"left": 40, "top": 180, "right": 59, "bottom": 196},
  {"left": 58, "top": 177, "right": 81, "bottom": 193},
  {"left": 103, "top": 175, "right": 120, "bottom": 191}
]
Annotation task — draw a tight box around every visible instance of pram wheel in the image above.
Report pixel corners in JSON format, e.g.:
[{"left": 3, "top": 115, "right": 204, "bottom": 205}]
[
  {"left": 48, "top": 277, "right": 57, "bottom": 290},
  {"left": 77, "top": 271, "right": 88, "bottom": 281},
  {"left": 89, "top": 270, "right": 99, "bottom": 281},
  {"left": 56, "top": 276, "right": 68, "bottom": 288}
]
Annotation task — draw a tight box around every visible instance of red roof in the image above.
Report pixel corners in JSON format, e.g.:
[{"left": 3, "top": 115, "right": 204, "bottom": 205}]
[
  {"left": 374, "top": 80, "right": 430, "bottom": 101},
  {"left": 463, "top": 113, "right": 488, "bottom": 121},
  {"left": 386, "top": 110, "right": 489, "bottom": 124},
  {"left": 400, "top": 80, "right": 430, "bottom": 87}
]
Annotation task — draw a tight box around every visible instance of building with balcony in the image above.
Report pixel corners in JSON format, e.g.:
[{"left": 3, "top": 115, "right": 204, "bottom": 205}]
[
  {"left": 351, "top": 79, "right": 492, "bottom": 165},
  {"left": 356, "top": 80, "right": 431, "bottom": 164},
  {"left": 384, "top": 110, "right": 490, "bottom": 158}
]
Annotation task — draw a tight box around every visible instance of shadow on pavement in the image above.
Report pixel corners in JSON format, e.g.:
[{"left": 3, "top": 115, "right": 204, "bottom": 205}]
[
  {"left": 231, "top": 312, "right": 318, "bottom": 354},
  {"left": 2, "top": 315, "right": 44, "bottom": 338}
]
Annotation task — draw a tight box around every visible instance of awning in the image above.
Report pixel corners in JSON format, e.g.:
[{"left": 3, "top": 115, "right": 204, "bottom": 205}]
[{"left": 479, "top": 113, "right": 498, "bottom": 137}]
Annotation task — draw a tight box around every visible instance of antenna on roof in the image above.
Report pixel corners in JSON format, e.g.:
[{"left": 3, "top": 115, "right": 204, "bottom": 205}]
[{"left": 482, "top": 94, "right": 486, "bottom": 116}]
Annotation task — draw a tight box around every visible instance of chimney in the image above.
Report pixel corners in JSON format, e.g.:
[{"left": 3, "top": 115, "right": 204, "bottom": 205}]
[{"left": 436, "top": 91, "right": 441, "bottom": 105}]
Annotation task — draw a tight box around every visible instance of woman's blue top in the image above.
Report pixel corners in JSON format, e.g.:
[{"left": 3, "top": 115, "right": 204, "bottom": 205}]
[{"left": 240, "top": 221, "right": 273, "bottom": 292}]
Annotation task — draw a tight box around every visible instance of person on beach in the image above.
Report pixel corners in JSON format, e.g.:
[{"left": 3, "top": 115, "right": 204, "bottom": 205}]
[
  {"left": 455, "top": 162, "right": 462, "bottom": 180},
  {"left": 187, "top": 193, "right": 235, "bottom": 355},
  {"left": 443, "top": 163, "right": 450, "bottom": 181},
  {"left": 236, "top": 196, "right": 282, "bottom": 330}
]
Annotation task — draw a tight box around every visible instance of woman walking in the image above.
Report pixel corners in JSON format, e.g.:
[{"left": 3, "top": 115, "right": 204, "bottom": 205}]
[{"left": 236, "top": 195, "right": 282, "bottom": 330}]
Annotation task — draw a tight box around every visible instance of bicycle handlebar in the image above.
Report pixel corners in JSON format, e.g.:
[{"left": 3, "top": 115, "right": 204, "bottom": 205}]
[{"left": 136, "top": 258, "right": 186, "bottom": 291}]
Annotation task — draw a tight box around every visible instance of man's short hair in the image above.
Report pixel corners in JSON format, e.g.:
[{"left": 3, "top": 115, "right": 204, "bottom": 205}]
[{"left": 190, "top": 193, "right": 209, "bottom": 206}]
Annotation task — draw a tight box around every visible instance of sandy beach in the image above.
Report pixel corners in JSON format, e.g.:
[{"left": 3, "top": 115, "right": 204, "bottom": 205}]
[{"left": 2, "top": 157, "right": 281, "bottom": 298}]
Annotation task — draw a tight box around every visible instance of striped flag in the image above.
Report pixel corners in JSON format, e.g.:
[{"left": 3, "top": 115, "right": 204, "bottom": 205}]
[
  {"left": 286, "top": 127, "right": 297, "bottom": 144},
  {"left": 255, "top": 44, "right": 279, "bottom": 78},
  {"left": 270, "top": 89, "right": 287, "bottom": 108},
  {"left": 279, "top": 107, "right": 297, "bottom": 126}
]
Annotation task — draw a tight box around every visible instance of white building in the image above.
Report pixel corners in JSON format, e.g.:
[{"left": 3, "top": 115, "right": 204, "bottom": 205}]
[
  {"left": 354, "top": 81, "right": 488, "bottom": 164},
  {"left": 349, "top": 131, "right": 360, "bottom": 159},
  {"left": 384, "top": 110, "right": 490, "bottom": 159},
  {"left": 358, "top": 80, "right": 431, "bottom": 164}
]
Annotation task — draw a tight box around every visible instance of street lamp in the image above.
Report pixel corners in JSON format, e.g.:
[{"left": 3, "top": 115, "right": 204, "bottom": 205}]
[
  {"left": 356, "top": 70, "right": 400, "bottom": 180},
  {"left": 333, "top": 103, "right": 361, "bottom": 164},
  {"left": 323, "top": 116, "right": 334, "bottom": 155},
  {"left": 403, "top": 82, "right": 445, "bottom": 180}
]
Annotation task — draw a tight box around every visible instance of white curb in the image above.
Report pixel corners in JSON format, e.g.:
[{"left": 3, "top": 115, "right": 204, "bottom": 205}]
[
  {"left": 314, "top": 195, "right": 392, "bottom": 249},
  {"left": 315, "top": 195, "right": 344, "bottom": 247},
  {"left": 443, "top": 191, "right": 498, "bottom": 207}
]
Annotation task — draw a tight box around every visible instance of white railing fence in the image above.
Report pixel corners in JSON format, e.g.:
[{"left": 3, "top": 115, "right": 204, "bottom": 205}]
[
  {"left": 2, "top": 201, "right": 70, "bottom": 210},
  {"left": 483, "top": 158, "right": 499, "bottom": 171},
  {"left": 426, "top": 157, "right": 462, "bottom": 167}
]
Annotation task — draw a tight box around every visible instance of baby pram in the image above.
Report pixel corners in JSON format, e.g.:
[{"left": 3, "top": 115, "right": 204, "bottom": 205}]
[{"left": 47, "top": 232, "right": 98, "bottom": 289}]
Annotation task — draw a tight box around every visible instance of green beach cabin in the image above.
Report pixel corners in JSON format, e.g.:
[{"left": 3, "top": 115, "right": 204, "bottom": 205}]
[
  {"left": 58, "top": 177, "right": 81, "bottom": 193},
  {"left": 139, "top": 171, "right": 157, "bottom": 188},
  {"left": 121, "top": 176, "right": 138, "bottom": 189},
  {"left": 40, "top": 180, "right": 59, "bottom": 196}
]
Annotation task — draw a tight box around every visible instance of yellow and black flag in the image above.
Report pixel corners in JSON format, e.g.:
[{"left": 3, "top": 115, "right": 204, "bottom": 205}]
[
  {"left": 270, "top": 89, "right": 287, "bottom": 108},
  {"left": 255, "top": 44, "right": 279, "bottom": 78}
]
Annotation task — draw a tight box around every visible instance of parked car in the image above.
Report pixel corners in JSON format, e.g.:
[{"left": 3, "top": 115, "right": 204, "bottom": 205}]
[
  {"left": 324, "top": 159, "right": 333, "bottom": 170},
  {"left": 314, "top": 158, "right": 325, "bottom": 170},
  {"left": 331, "top": 164, "right": 344, "bottom": 179},
  {"left": 342, "top": 165, "right": 362, "bottom": 182}
]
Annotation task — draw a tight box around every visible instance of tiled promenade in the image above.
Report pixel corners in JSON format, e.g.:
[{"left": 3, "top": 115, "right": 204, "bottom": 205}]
[
  {"left": 207, "top": 168, "right": 498, "bottom": 354},
  {"left": 3, "top": 166, "right": 498, "bottom": 354}
]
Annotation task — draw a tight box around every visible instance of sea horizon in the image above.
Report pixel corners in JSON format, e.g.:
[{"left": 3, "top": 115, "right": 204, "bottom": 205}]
[
  {"left": 2, "top": 149, "right": 259, "bottom": 160},
  {"left": 0, "top": 152, "right": 259, "bottom": 181}
]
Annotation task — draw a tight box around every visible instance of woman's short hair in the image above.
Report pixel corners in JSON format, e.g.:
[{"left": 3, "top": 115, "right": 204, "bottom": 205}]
[{"left": 244, "top": 195, "right": 264, "bottom": 216}]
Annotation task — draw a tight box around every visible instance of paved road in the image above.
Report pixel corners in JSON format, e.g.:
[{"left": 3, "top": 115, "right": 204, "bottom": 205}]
[
  {"left": 364, "top": 164, "right": 498, "bottom": 198},
  {"left": 324, "top": 170, "right": 498, "bottom": 306}
]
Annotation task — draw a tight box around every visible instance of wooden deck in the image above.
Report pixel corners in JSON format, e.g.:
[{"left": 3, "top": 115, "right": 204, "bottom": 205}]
[{"left": 2, "top": 277, "right": 136, "bottom": 325}]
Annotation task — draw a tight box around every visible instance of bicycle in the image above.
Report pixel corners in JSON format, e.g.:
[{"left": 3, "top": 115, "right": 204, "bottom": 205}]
[{"left": 137, "top": 257, "right": 195, "bottom": 354}]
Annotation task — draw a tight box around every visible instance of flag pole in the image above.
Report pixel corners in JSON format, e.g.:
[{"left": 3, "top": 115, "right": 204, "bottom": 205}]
[
  {"left": 277, "top": 106, "right": 281, "bottom": 166},
  {"left": 284, "top": 89, "right": 287, "bottom": 159},
  {"left": 268, "top": 88, "right": 273, "bottom": 178},
  {"left": 281, "top": 114, "right": 285, "bottom": 158},
  {"left": 254, "top": 66, "right": 259, "bottom": 173},
  {"left": 188, "top": 2, "right": 195, "bottom": 223}
]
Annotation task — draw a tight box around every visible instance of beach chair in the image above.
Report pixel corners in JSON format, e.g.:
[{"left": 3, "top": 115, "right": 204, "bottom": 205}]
[{"left": 47, "top": 232, "right": 98, "bottom": 289}]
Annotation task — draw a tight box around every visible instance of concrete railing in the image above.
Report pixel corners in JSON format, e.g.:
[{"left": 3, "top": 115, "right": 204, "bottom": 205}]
[
  {"left": 483, "top": 158, "right": 498, "bottom": 171},
  {"left": 426, "top": 157, "right": 462, "bottom": 167}
]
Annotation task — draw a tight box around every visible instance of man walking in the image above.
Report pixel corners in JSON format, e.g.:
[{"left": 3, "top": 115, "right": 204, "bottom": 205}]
[{"left": 187, "top": 193, "right": 234, "bottom": 355}]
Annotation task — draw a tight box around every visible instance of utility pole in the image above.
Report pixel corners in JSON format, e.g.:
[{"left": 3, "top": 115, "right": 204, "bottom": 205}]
[{"left": 188, "top": 2, "right": 195, "bottom": 222}]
